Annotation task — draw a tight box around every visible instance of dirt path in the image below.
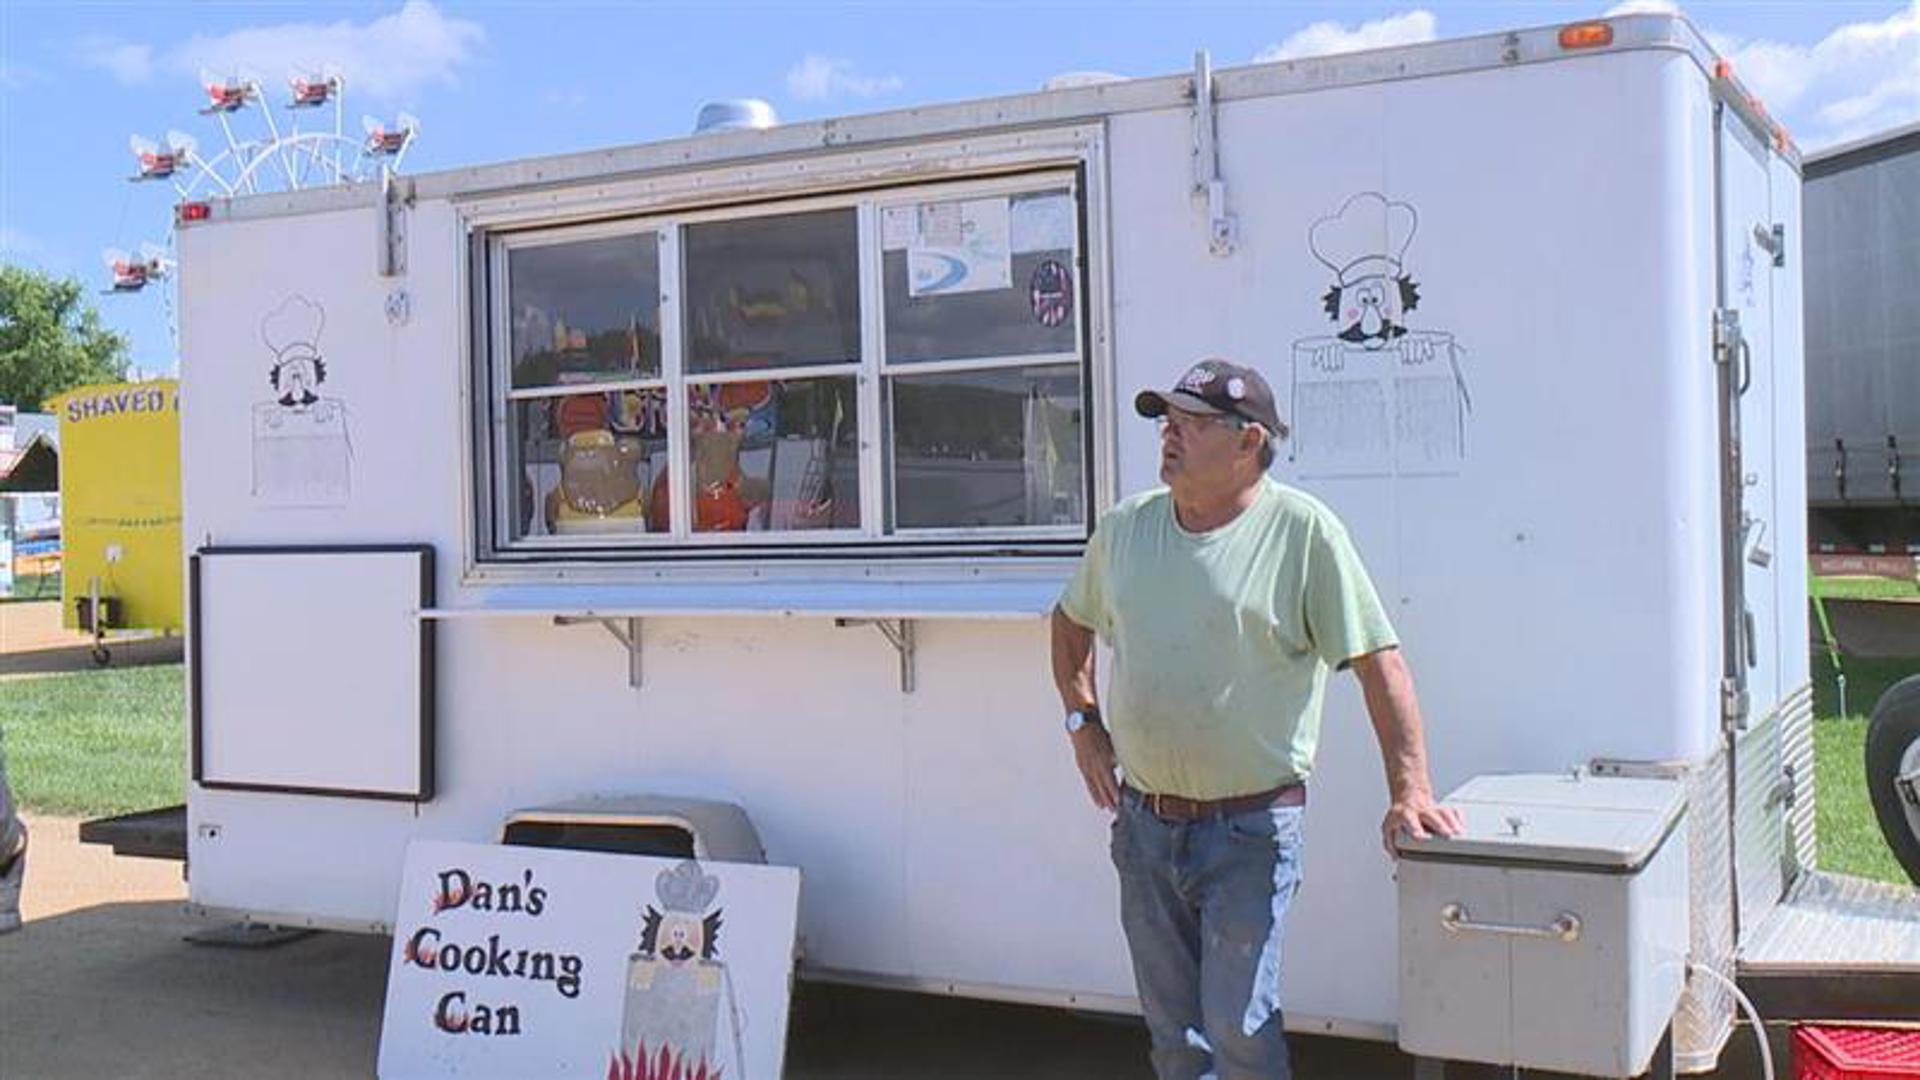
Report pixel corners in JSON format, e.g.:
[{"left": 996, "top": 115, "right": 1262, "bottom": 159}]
[
  {"left": 0, "top": 600, "right": 182, "bottom": 676},
  {"left": 0, "top": 815, "right": 391, "bottom": 1079}
]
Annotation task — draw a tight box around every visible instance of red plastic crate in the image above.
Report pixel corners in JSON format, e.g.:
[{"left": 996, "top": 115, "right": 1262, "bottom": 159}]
[{"left": 1796, "top": 1025, "right": 1920, "bottom": 1080}]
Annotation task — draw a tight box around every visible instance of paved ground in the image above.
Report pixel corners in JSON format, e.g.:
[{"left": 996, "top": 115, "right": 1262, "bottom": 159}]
[{"left": 0, "top": 814, "right": 1798, "bottom": 1080}]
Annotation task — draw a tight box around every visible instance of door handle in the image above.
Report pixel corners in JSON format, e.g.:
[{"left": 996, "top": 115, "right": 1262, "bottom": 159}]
[{"left": 1439, "top": 903, "right": 1582, "bottom": 943}]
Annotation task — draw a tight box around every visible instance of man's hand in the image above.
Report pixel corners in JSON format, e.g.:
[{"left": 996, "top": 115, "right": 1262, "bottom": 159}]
[
  {"left": 1071, "top": 724, "right": 1121, "bottom": 811},
  {"left": 1380, "top": 794, "right": 1463, "bottom": 858},
  {"left": 1350, "top": 648, "right": 1463, "bottom": 858}
]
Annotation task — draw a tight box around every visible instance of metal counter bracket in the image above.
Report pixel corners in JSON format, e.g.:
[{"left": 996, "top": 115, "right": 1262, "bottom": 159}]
[
  {"left": 555, "top": 616, "right": 641, "bottom": 689},
  {"left": 835, "top": 618, "right": 915, "bottom": 693}
]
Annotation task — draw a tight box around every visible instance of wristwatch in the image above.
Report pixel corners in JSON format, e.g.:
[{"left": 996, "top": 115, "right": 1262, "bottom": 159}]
[{"left": 1065, "top": 706, "right": 1102, "bottom": 735}]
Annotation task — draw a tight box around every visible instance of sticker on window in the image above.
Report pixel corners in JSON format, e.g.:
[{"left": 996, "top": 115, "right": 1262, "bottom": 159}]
[{"left": 1029, "top": 259, "right": 1074, "bottom": 328}]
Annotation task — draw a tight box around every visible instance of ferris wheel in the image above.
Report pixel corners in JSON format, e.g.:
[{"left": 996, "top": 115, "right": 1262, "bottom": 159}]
[{"left": 106, "top": 65, "right": 419, "bottom": 303}]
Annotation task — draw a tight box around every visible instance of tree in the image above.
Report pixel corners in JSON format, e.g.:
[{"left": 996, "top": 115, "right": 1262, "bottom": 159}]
[{"left": 0, "top": 264, "right": 131, "bottom": 411}]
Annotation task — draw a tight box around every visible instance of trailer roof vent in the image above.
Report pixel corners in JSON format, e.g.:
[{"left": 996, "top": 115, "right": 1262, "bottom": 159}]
[
  {"left": 693, "top": 99, "right": 778, "bottom": 135},
  {"left": 1042, "top": 71, "right": 1125, "bottom": 92}
]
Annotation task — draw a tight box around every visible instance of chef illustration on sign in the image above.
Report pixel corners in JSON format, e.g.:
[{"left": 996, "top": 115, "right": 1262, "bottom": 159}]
[
  {"left": 615, "top": 859, "right": 746, "bottom": 1080},
  {"left": 252, "top": 294, "right": 352, "bottom": 505},
  {"left": 1291, "top": 191, "right": 1473, "bottom": 472}
]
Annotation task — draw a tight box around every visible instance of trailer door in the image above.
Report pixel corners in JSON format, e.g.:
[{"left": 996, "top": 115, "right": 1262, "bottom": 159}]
[{"left": 1716, "top": 106, "right": 1787, "bottom": 938}]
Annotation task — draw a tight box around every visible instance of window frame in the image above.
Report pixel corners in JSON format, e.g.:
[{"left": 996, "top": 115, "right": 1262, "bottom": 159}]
[{"left": 463, "top": 130, "right": 1113, "bottom": 578}]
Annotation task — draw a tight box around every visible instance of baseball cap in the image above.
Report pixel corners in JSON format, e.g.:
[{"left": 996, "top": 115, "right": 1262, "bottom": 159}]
[{"left": 1135, "top": 358, "right": 1288, "bottom": 439}]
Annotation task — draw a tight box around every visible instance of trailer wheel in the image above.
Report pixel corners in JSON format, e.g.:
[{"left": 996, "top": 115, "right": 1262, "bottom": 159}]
[
  {"left": 90, "top": 645, "right": 111, "bottom": 667},
  {"left": 1866, "top": 674, "right": 1920, "bottom": 886}
]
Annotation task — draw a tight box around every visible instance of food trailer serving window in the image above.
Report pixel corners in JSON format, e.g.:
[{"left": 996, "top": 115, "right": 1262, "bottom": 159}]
[{"left": 478, "top": 174, "right": 1090, "bottom": 562}]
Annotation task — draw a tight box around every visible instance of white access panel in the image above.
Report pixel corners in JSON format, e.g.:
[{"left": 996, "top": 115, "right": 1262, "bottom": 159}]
[{"left": 192, "top": 546, "right": 434, "bottom": 800}]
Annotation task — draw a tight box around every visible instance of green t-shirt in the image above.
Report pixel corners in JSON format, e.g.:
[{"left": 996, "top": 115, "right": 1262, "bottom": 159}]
[{"left": 1058, "top": 477, "right": 1397, "bottom": 799}]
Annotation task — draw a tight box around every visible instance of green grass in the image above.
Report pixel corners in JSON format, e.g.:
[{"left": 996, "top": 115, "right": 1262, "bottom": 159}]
[
  {"left": 1812, "top": 575, "right": 1920, "bottom": 602},
  {"left": 1811, "top": 650, "right": 1920, "bottom": 884},
  {"left": 0, "top": 663, "right": 185, "bottom": 816},
  {"left": 1815, "top": 714, "right": 1911, "bottom": 884}
]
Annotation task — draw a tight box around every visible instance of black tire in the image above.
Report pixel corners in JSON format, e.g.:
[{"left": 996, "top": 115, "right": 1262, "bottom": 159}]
[
  {"left": 90, "top": 645, "right": 111, "bottom": 668},
  {"left": 1865, "top": 674, "right": 1920, "bottom": 886}
]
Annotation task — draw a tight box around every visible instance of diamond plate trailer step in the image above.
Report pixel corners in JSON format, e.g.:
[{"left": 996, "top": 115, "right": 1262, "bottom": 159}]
[
  {"left": 78, "top": 804, "right": 187, "bottom": 861},
  {"left": 1737, "top": 870, "right": 1920, "bottom": 1020}
]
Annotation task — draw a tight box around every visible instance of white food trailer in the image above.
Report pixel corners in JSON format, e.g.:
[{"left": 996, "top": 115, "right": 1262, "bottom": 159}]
[{"left": 156, "top": 12, "right": 1913, "bottom": 1073}]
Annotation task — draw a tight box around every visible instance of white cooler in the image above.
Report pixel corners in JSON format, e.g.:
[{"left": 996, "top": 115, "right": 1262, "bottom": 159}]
[{"left": 1396, "top": 773, "right": 1689, "bottom": 1078}]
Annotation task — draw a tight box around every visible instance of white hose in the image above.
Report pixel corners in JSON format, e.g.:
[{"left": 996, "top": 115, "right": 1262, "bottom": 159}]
[{"left": 1687, "top": 961, "right": 1774, "bottom": 1080}]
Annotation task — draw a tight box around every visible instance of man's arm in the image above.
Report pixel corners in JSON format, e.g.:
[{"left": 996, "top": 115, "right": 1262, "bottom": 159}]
[
  {"left": 1051, "top": 606, "right": 1120, "bottom": 811},
  {"left": 1349, "top": 647, "right": 1463, "bottom": 855}
]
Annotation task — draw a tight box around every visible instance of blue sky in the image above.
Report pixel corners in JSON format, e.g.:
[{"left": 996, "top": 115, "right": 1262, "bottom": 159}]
[{"left": 3, "top": 0, "right": 1916, "bottom": 380}]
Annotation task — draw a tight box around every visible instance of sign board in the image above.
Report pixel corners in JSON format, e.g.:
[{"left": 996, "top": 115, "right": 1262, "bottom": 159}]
[
  {"left": 48, "top": 381, "right": 183, "bottom": 631},
  {"left": 379, "top": 841, "right": 800, "bottom": 1080},
  {"left": 1811, "top": 553, "right": 1920, "bottom": 581}
]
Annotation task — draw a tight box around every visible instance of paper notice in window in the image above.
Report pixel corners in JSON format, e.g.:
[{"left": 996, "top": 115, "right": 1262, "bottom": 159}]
[
  {"left": 1010, "top": 192, "right": 1075, "bottom": 254},
  {"left": 1286, "top": 332, "right": 1468, "bottom": 478},
  {"left": 881, "top": 206, "right": 916, "bottom": 251},
  {"left": 908, "top": 197, "right": 1012, "bottom": 297}
]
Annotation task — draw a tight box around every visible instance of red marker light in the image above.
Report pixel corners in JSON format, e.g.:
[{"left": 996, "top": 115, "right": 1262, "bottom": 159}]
[{"left": 177, "top": 201, "right": 212, "bottom": 224}]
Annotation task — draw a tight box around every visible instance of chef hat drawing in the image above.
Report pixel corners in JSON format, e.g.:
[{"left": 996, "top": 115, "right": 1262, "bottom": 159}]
[
  {"left": 261, "top": 295, "right": 325, "bottom": 362},
  {"left": 1308, "top": 192, "right": 1419, "bottom": 286},
  {"left": 657, "top": 859, "right": 722, "bottom": 914}
]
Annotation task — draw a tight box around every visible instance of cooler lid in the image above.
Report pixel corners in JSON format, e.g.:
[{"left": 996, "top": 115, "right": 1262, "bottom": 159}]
[{"left": 1397, "top": 772, "right": 1686, "bottom": 872}]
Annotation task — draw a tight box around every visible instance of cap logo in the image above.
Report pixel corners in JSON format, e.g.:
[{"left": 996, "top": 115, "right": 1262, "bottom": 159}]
[
  {"left": 1177, "top": 366, "right": 1215, "bottom": 392},
  {"left": 1226, "top": 377, "right": 1246, "bottom": 400}
]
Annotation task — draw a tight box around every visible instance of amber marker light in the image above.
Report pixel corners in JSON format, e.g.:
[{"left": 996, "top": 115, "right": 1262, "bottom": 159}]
[{"left": 1558, "top": 22, "right": 1616, "bottom": 50}]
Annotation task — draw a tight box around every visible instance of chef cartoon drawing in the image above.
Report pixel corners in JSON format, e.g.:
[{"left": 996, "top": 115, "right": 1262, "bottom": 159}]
[
  {"left": 1290, "top": 192, "right": 1473, "bottom": 474},
  {"left": 252, "top": 294, "right": 352, "bottom": 506},
  {"left": 613, "top": 860, "right": 746, "bottom": 1080}
]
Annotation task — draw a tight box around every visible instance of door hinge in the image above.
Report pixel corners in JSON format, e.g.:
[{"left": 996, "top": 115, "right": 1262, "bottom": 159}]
[
  {"left": 1713, "top": 309, "right": 1741, "bottom": 365},
  {"left": 1721, "top": 678, "right": 1750, "bottom": 731},
  {"left": 1753, "top": 222, "right": 1786, "bottom": 268}
]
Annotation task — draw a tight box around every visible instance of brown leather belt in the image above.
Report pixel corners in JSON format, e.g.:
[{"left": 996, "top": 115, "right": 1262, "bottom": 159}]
[{"left": 1125, "top": 782, "right": 1307, "bottom": 822}]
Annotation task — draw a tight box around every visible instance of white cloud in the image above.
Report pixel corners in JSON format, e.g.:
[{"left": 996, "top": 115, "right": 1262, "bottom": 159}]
[
  {"left": 1604, "top": 0, "right": 1682, "bottom": 15},
  {"left": 542, "top": 88, "right": 588, "bottom": 110},
  {"left": 77, "top": 1, "right": 484, "bottom": 104},
  {"left": 77, "top": 37, "right": 155, "bottom": 84},
  {"left": 1254, "top": 10, "right": 1437, "bottom": 63},
  {"left": 785, "top": 54, "right": 903, "bottom": 102},
  {"left": 1711, "top": 1, "right": 1919, "bottom": 149}
]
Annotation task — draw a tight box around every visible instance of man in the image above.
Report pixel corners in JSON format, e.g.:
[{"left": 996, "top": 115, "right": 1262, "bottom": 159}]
[
  {"left": 0, "top": 751, "right": 23, "bottom": 934},
  {"left": 1050, "top": 358, "right": 1461, "bottom": 1080}
]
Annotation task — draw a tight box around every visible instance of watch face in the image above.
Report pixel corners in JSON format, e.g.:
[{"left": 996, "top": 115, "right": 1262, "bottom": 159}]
[{"left": 1066, "top": 710, "right": 1088, "bottom": 733}]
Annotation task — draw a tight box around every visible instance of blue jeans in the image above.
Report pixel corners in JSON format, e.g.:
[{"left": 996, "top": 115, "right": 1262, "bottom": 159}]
[{"left": 1111, "top": 788, "right": 1306, "bottom": 1080}]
